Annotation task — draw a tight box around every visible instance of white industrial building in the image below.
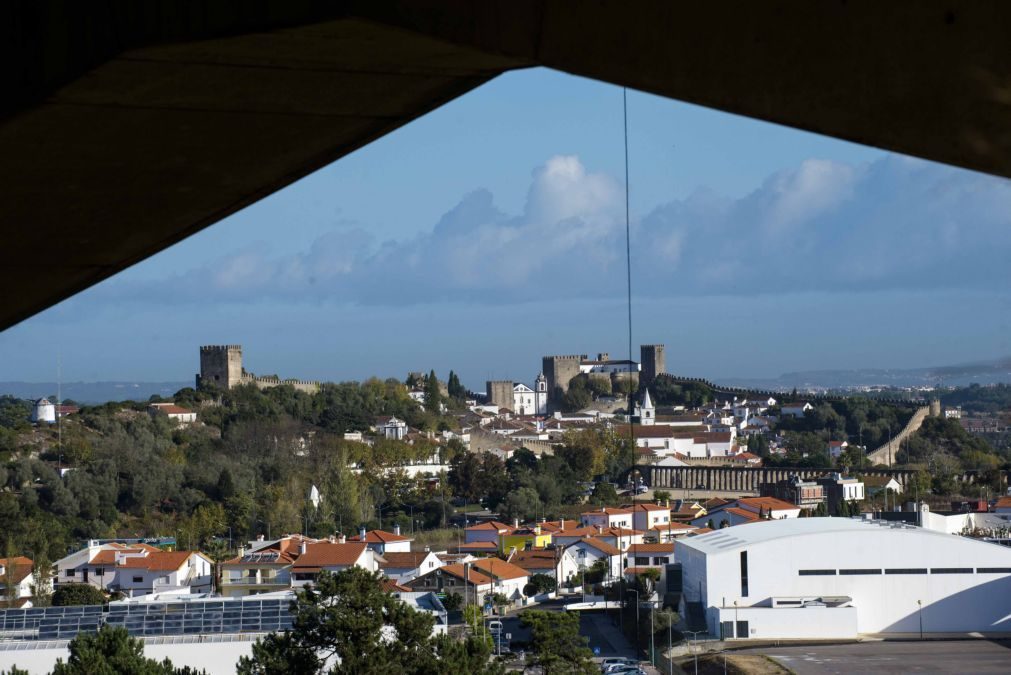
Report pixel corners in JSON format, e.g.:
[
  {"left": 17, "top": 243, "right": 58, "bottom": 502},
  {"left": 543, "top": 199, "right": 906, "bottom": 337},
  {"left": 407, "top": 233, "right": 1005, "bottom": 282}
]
[{"left": 677, "top": 518, "right": 1011, "bottom": 640}]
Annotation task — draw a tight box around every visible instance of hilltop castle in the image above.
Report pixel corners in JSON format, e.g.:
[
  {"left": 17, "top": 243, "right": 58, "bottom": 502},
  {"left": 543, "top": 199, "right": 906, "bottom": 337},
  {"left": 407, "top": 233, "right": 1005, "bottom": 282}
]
[
  {"left": 197, "top": 345, "right": 320, "bottom": 394},
  {"left": 541, "top": 344, "right": 665, "bottom": 407}
]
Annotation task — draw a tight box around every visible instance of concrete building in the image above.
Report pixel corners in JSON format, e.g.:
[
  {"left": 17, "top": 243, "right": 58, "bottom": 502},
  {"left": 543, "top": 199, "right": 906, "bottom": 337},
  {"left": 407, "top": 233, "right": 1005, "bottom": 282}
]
[
  {"left": 349, "top": 526, "right": 412, "bottom": 554},
  {"left": 558, "top": 538, "right": 623, "bottom": 586},
  {"left": 485, "top": 378, "right": 548, "bottom": 416},
  {"left": 817, "top": 473, "right": 866, "bottom": 515},
  {"left": 148, "top": 402, "right": 197, "bottom": 424},
  {"left": 677, "top": 518, "right": 1011, "bottom": 639}
]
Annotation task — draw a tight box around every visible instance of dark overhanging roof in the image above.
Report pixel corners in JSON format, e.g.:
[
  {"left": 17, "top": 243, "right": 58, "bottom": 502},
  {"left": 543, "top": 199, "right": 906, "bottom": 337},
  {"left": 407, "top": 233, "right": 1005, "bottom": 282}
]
[{"left": 3, "top": 1, "right": 1010, "bottom": 332}]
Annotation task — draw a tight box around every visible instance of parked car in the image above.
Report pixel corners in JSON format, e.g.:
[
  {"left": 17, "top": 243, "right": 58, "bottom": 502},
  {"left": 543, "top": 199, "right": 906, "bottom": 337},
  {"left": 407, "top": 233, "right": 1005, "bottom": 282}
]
[{"left": 600, "top": 657, "right": 637, "bottom": 670}]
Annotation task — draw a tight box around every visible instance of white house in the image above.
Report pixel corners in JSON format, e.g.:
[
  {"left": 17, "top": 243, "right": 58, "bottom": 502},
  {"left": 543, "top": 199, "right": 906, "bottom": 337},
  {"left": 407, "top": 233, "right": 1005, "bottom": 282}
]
[
  {"left": 827, "top": 440, "right": 849, "bottom": 459},
  {"left": 109, "top": 551, "right": 213, "bottom": 597},
  {"left": 378, "top": 551, "right": 443, "bottom": 583},
  {"left": 54, "top": 542, "right": 212, "bottom": 596},
  {"left": 290, "top": 542, "right": 377, "bottom": 587},
  {"left": 580, "top": 507, "right": 633, "bottom": 530},
  {"left": 678, "top": 518, "right": 1011, "bottom": 639},
  {"left": 735, "top": 497, "right": 801, "bottom": 519},
  {"left": 691, "top": 507, "right": 762, "bottom": 529},
  {"left": 627, "top": 542, "right": 676, "bottom": 569},
  {"left": 0, "top": 557, "right": 39, "bottom": 604},
  {"left": 148, "top": 402, "right": 198, "bottom": 424},
  {"left": 349, "top": 526, "right": 412, "bottom": 554},
  {"left": 629, "top": 503, "right": 671, "bottom": 532},
  {"left": 558, "top": 538, "right": 623, "bottom": 586},
  {"left": 780, "top": 402, "right": 814, "bottom": 418}
]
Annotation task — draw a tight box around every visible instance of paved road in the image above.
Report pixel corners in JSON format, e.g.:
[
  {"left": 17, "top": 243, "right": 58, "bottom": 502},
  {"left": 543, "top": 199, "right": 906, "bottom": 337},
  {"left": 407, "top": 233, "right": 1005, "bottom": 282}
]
[{"left": 740, "top": 640, "right": 1011, "bottom": 674}]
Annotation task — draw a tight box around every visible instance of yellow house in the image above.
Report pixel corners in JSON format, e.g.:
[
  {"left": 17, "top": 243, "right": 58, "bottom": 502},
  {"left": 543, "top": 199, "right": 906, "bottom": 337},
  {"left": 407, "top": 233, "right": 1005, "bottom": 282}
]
[{"left": 499, "top": 525, "right": 552, "bottom": 554}]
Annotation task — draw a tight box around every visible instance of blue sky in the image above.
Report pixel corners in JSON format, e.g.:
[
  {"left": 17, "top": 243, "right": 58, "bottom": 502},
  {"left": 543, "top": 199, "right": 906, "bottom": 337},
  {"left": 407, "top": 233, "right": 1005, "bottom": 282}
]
[{"left": 3, "top": 68, "right": 1010, "bottom": 389}]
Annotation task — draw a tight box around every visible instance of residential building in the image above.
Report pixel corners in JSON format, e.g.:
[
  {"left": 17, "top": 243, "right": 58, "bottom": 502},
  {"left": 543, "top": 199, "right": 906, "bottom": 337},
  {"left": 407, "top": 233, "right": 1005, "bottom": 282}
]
[
  {"left": 507, "top": 549, "right": 559, "bottom": 579},
  {"left": 378, "top": 551, "right": 443, "bottom": 583},
  {"left": 408, "top": 558, "right": 530, "bottom": 606},
  {"left": 290, "top": 542, "right": 377, "bottom": 587},
  {"left": 349, "top": 525, "right": 412, "bottom": 554},
  {"left": 148, "top": 402, "right": 198, "bottom": 424},
  {"left": 500, "top": 524, "right": 552, "bottom": 554},
  {"left": 627, "top": 542, "right": 676, "bottom": 568},
  {"left": 861, "top": 475, "right": 902, "bottom": 497},
  {"left": 692, "top": 507, "right": 762, "bottom": 529},
  {"left": 54, "top": 542, "right": 212, "bottom": 597},
  {"left": 817, "top": 473, "right": 866, "bottom": 515},
  {"left": 219, "top": 535, "right": 313, "bottom": 597},
  {"left": 557, "top": 538, "right": 623, "bottom": 586},
  {"left": 646, "top": 522, "right": 697, "bottom": 542},
  {"left": 580, "top": 507, "right": 633, "bottom": 530},
  {"left": 735, "top": 497, "right": 801, "bottom": 519},
  {"left": 0, "top": 557, "right": 37, "bottom": 605},
  {"left": 464, "top": 521, "right": 514, "bottom": 546},
  {"left": 627, "top": 502, "right": 671, "bottom": 531},
  {"left": 760, "top": 476, "right": 826, "bottom": 511},
  {"left": 678, "top": 518, "right": 1011, "bottom": 639},
  {"left": 780, "top": 402, "right": 814, "bottom": 418}
]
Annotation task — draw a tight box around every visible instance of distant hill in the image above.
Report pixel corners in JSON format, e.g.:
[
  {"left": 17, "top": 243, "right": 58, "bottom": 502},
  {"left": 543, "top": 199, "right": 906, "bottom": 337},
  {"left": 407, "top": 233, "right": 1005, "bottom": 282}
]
[
  {"left": 720, "top": 356, "right": 1011, "bottom": 392},
  {"left": 0, "top": 381, "right": 191, "bottom": 404}
]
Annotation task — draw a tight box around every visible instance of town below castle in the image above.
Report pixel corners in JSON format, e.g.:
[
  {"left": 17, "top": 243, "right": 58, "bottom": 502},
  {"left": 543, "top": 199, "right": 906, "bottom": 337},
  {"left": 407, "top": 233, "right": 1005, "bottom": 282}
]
[{"left": 1, "top": 342, "right": 1009, "bottom": 674}]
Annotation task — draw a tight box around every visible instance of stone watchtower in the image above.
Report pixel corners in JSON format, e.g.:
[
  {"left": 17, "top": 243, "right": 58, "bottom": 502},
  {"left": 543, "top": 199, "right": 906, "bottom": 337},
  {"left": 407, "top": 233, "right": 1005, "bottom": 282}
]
[
  {"left": 542, "top": 354, "right": 585, "bottom": 406},
  {"left": 640, "top": 344, "right": 666, "bottom": 388},
  {"left": 198, "top": 345, "right": 243, "bottom": 390},
  {"left": 486, "top": 380, "right": 515, "bottom": 410}
]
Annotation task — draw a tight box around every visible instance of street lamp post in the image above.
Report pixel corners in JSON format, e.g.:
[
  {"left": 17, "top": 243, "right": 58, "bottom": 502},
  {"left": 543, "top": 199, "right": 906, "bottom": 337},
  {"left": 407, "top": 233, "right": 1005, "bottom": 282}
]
[
  {"left": 667, "top": 621, "right": 674, "bottom": 675},
  {"left": 629, "top": 589, "right": 640, "bottom": 653},
  {"left": 684, "top": 630, "right": 704, "bottom": 675},
  {"left": 917, "top": 599, "right": 923, "bottom": 640}
]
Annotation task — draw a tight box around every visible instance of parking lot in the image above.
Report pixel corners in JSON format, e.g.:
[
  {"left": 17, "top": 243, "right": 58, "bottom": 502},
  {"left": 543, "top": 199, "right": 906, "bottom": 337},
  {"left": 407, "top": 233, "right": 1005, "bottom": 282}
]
[{"left": 740, "top": 640, "right": 1011, "bottom": 674}]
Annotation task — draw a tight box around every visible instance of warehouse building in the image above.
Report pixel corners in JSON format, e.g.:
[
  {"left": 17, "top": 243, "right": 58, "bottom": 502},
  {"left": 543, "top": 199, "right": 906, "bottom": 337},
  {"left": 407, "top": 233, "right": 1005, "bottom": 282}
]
[{"left": 677, "top": 518, "right": 1011, "bottom": 639}]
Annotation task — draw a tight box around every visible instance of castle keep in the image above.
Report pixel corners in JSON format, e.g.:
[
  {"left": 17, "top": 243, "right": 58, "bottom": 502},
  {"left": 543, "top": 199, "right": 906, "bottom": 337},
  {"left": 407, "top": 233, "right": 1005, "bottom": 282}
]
[
  {"left": 542, "top": 344, "right": 667, "bottom": 407},
  {"left": 197, "top": 345, "right": 320, "bottom": 394}
]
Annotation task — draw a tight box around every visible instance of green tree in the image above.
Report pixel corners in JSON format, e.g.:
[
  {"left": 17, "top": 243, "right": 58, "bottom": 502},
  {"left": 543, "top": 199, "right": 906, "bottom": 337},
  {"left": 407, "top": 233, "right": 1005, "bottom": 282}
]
[
  {"left": 424, "top": 370, "right": 442, "bottom": 413},
  {"left": 237, "top": 567, "right": 500, "bottom": 674},
  {"left": 447, "top": 371, "right": 466, "bottom": 401},
  {"left": 52, "top": 583, "right": 106, "bottom": 606},
  {"left": 499, "top": 487, "right": 542, "bottom": 522},
  {"left": 520, "top": 610, "right": 597, "bottom": 675},
  {"left": 589, "top": 482, "right": 619, "bottom": 507},
  {"left": 52, "top": 625, "right": 203, "bottom": 674}
]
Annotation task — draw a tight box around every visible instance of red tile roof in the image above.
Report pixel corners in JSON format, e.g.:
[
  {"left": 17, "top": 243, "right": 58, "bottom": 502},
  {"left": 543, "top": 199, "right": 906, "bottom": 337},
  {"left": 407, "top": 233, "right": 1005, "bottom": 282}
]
[
  {"left": 627, "top": 542, "right": 675, "bottom": 554},
  {"left": 349, "top": 529, "right": 412, "bottom": 544},
  {"left": 292, "top": 543, "right": 368, "bottom": 571},
  {"left": 737, "top": 497, "right": 799, "bottom": 512},
  {"left": 0, "top": 557, "right": 34, "bottom": 585},
  {"left": 722, "top": 507, "right": 761, "bottom": 522},
  {"left": 117, "top": 551, "right": 200, "bottom": 571},
  {"left": 378, "top": 552, "right": 432, "bottom": 569},
  {"left": 508, "top": 550, "right": 558, "bottom": 570},
  {"left": 581, "top": 507, "right": 632, "bottom": 517},
  {"left": 571, "top": 538, "right": 621, "bottom": 556},
  {"left": 381, "top": 578, "right": 412, "bottom": 593},
  {"left": 457, "top": 542, "right": 499, "bottom": 552},
  {"left": 465, "top": 521, "right": 514, "bottom": 532},
  {"left": 438, "top": 563, "right": 494, "bottom": 585},
  {"left": 471, "top": 557, "right": 529, "bottom": 581}
]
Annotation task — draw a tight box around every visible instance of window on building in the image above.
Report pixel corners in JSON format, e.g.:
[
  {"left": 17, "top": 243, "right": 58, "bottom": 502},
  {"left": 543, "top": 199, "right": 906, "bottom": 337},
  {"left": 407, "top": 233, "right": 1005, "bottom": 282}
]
[
  {"left": 930, "top": 568, "right": 972, "bottom": 574},
  {"left": 635, "top": 557, "right": 650, "bottom": 565},
  {"left": 839, "top": 569, "right": 881, "bottom": 575},
  {"left": 94, "top": 568, "right": 104, "bottom": 576},
  {"left": 65, "top": 569, "right": 76, "bottom": 577},
  {"left": 132, "top": 576, "right": 143, "bottom": 583},
  {"left": 977, "top": 567, "right": 1011, "bottom": 573},
  {"left": 740, "top": 551, "right": 749, "bottom": 597},
  {"left": 798, "top": 569, "right": 836, "bottom": 576},
  {"left": 884, "top": 568, "right": 928, "bottom": 575}
]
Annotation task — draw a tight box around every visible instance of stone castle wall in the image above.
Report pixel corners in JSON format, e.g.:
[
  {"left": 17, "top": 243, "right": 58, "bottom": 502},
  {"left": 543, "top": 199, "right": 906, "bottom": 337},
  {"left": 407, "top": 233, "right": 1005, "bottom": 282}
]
[{"left": 198, "top": 345, "right": 319, "bottom": 394}]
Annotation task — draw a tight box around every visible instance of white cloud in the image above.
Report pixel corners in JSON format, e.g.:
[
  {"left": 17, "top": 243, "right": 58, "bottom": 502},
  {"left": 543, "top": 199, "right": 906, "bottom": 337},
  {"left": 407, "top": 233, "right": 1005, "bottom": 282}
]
[{"left": 100, "top": 153, "right": 1011, "bottom": 307}]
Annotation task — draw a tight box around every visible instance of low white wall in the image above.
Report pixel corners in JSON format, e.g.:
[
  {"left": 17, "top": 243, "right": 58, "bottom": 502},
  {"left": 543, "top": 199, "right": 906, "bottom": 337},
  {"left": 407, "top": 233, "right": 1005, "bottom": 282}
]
[
  {"left": 0, "top": 640, "right": 256, "bottom": 675},
  {"left": 712, "top": 605, "right": 858, "bottom": 640}
]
